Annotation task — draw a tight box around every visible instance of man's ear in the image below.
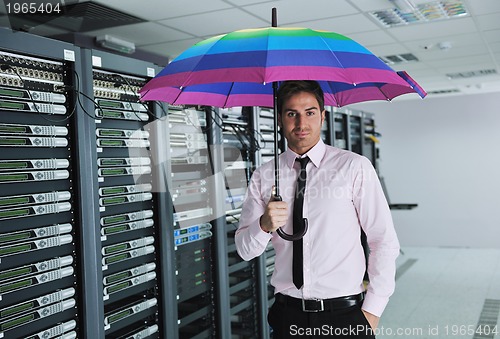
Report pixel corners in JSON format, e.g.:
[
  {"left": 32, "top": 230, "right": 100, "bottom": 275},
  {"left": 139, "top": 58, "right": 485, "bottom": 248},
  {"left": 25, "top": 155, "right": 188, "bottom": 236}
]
[
  {"left": 321, "top": 110, "right": 326, "bottom": 124},
  {"left": 277, "top": 112, "right": 282, "bottom": 128}
]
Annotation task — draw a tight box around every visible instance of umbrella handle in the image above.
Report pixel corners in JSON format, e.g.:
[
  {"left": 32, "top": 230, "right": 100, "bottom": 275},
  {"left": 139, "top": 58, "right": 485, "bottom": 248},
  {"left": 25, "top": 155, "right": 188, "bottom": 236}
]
[
  {"left": 276, "top": 218, "right": 308, "bottom": 241},
  {"left": 273, "top": 194, "right": 307, "bottom": 241}
]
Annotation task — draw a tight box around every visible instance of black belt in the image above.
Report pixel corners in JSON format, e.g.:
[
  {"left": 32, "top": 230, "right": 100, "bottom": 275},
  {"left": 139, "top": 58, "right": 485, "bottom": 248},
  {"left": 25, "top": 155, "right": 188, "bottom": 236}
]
[{"left": 274, "top": 293, "right": 364, "bottom": 312}]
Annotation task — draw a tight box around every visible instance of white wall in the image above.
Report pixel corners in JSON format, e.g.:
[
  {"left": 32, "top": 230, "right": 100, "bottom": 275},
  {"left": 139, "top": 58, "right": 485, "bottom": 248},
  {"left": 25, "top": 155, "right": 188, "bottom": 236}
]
[{"left": 353, "top": 92, "right": 500, "bottom": 248}]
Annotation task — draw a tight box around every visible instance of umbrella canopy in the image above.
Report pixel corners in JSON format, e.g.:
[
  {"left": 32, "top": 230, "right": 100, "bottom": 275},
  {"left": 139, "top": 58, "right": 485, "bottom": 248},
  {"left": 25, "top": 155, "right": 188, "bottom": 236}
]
[
  {"left": 139, "top": 23, "right": 426, "bottom": 241},
  {"left": 139, "top": 27, "right": 426, "bottom": 105},
  {"left": 140, "top": 74, "right": 423, "bottom": 108}
]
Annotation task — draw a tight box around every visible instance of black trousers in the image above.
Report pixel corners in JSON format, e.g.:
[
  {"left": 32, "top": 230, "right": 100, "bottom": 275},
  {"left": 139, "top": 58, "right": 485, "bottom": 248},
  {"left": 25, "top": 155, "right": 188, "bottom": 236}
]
[{"left": 268, "top": 299, "right": 376, "bottom": 338}]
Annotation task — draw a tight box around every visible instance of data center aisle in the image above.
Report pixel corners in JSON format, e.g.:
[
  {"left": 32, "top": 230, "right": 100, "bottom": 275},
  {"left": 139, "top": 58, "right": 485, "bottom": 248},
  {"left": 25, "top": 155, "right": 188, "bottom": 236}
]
[{"left": 378, "top": 247, "right": 500, "bottom": 339}]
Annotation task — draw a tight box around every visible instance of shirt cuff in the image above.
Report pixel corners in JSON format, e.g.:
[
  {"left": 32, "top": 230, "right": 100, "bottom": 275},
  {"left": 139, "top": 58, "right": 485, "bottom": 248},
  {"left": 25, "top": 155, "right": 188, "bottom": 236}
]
[
  {"left": 361, "top": 291, "right": 389, "bottom": 317},
  {"left": 249, "top": 219, "right": 273, "bottom": 242}
]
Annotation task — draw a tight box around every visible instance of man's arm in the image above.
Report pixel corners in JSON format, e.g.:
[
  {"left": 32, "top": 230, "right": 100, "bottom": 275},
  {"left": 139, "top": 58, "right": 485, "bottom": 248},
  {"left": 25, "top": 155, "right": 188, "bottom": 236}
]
[
  {"left": 353, "top": 156, "right": 400, "bottom": 319},
  {"left": 235, "top": 170, "right": 274, "bottom": 261}
]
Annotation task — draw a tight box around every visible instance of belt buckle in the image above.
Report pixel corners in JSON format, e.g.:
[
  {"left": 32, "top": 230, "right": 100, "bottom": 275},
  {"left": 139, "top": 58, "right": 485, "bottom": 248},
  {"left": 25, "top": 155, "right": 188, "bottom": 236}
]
[{"left": 302, "top": 298, "right": 324, "bottom": 312}]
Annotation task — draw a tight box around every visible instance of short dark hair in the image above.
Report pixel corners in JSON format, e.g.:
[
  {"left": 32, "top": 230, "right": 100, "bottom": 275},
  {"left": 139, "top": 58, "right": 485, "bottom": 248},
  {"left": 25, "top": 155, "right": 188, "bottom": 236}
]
[{"left": 276, "top": 80, "right": 325, "bottom": 115}]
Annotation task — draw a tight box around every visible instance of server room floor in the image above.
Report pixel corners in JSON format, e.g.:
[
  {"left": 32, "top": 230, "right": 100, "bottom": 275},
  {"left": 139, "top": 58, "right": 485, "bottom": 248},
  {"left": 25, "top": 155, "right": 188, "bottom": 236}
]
[{"left": 378, "top": 247, "right": 500, "bottom": 339}]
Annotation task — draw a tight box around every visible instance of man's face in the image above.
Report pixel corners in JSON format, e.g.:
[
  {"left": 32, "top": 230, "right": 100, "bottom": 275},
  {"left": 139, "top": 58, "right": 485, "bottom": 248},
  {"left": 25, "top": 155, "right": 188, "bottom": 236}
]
[{"left": 278, "top": 91, "right": 325, "bottom": 155}]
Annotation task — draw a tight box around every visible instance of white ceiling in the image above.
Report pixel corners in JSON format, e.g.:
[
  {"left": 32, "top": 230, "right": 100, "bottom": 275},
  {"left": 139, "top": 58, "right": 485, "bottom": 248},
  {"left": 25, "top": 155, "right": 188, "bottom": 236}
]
[{"left": 2, "top": 0, "right": 500, "bottom": 98}]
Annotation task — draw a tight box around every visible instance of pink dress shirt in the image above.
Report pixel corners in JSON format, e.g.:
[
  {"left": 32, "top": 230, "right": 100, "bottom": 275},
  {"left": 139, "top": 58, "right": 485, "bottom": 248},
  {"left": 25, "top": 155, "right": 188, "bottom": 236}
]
[{"left": 235, "top": 139, "right": 400, "bottom": 317}]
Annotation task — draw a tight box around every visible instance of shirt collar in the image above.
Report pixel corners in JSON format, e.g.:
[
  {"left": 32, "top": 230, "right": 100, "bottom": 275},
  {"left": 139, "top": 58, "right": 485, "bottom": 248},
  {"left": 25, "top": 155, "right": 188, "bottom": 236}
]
[{"left": 284, "top": 139, "right": 326, "bottom": 169}]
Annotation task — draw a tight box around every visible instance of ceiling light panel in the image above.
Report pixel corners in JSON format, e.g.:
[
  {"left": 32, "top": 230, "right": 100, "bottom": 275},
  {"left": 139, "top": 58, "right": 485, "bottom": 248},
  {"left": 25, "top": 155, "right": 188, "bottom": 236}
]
[
  {"left": 446, "top": 69, "right": 498, "bottom": 79},
  {"left": 380, "top": 53, "right": 420, "bottom": 64},
  {"left": 371, "top": 1, "right": 468, "bottom": 28}
]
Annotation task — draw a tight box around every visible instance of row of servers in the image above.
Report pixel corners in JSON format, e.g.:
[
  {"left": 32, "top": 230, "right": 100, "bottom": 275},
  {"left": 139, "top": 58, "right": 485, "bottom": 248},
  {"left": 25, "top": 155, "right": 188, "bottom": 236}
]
[{"left": 0, "top": 28, "right": 379, "bottom": 338}]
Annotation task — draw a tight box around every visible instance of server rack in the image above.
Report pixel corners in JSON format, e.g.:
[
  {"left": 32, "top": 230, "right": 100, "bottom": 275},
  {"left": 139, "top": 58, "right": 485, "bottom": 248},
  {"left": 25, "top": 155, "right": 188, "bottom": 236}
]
[
  {"left": 250, "top": 106, "right": 279, "bottom": 338},
  {"left": 84, "top": 49, "right": 162, "bottom": 339},
  {"left": 347, "top": 109, "right": 363, "bottom": 155},
  {"left": 330, "top": 107, "right": 349, "bottom": 150},
  {"left": 321, "top": 109, "right": 331, "bottom": 145},
  {"left": 168, "top": 106, "right": 221, "bottom": 339},
  {"left": 219, "top": 106, "right": 263, "bottom": 339},
  {"left": 0, "top": 28, "right": 81, "bottom": 339},
  {"left": 361, "top": 112, "right": 378, "bottom": 170},
  {"left": 328, "top": 107, "right": 377, "bottom": 162}
]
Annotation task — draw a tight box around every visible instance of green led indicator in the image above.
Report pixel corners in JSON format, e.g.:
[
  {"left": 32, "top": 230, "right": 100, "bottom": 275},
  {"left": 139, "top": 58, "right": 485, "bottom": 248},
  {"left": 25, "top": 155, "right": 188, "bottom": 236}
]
[
  {"left": 0, "top": 301, "right": 34, "bottom": 318},
  {"left": 100, "top": 140, "right": 125, "bottom": 147},
  {"left": 108, "top": 281, "right": 130, "bottom": 294},
  {"left": 101, "top": 168, "right": 126, "bottom": 176},
  {"left": 103, "top": 224, "right": 129, "bottom": 235},
  {"left": 105, "top": 271, "right": 131, "bottom": 284},
  {"left": 0, "top": 88, "right": 24, "bottom": 98},
  {"left": 0, "top": 173, "right": 29, "bottom": 182},
  {"left": 0, "top": 161, "right": 29, "bottom": 170},
  {"left": 107, "top": 309, "right": 133, "bottom": 324},
  {"left": 102, "top": 197, "right": 127, "bottom": 205},
  {"left": 105, "top": 253, "right": 129, "bottom": 265},
  {"left": 102, "top": 215, "right": 127, "bottom": 225},
  {"left": 0, "top": 277, "right": 32, "bottom": 293},
  {"left": 104, "top": 243, "right": 129, "bottom": 255},
  {"left": 0, "top": 231, "right": 31, "bottom": 244},
  {"left": 99, "top": 130, "right": 124, "bottom": 137},
  {"left": 0, "top": 101, "right": 25, "bottom": 110},
  {"left": 0, "top": 266, "right": 32, "bottom": 281},
  {"left": 1, "top": 313, "right": 35, "bottom": 331},
  {"left": 101, "top": 110, "right": 123, "bottom": 118},
  {"left": 0, "top": 243, "right": 32, "bottom": 256},
  {"left": 101, "top": 187, "right": 127, "bottom": 196},
  {"left": 0, "top": 208, "right": 31, "bottom": 219},
  {"left": 99, "top": 100, "right": 123, "bottom": 109},
  {"left": 0, "top": 125, "right": 26, "bottom": 133},
  {"left": 0, "top": 138, "right": 27, "bottom": 146},
  {"left": 100, "top": 158, "right": 125, "bottom": 166},
  {"left": 0, "top": 196, "right": 30, "bottom": 206}
]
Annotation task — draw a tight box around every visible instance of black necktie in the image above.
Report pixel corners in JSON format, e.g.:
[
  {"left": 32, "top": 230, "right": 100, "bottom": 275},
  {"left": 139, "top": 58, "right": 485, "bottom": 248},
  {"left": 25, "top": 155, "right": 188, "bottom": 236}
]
[{"left": 293, "top": 157, "right": 309, "bottom": 289}]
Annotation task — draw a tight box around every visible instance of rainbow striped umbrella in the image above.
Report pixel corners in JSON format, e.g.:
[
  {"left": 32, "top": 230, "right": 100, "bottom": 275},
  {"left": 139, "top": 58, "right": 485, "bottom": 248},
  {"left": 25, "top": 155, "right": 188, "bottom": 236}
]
[
  {"left": 139, "top": 23, "right": 426, "bottom": 241},
  {"left": 139, "top": 27, "right": 426, "bottom": 106}
]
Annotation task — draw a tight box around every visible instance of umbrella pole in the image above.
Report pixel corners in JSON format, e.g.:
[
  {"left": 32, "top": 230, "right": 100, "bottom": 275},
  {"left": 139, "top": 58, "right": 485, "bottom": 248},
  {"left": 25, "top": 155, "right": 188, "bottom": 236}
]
[
  {"left": 273, "top": 81, "right": 280, "bottom": 198},
  {"left": 271, "top": 8, "right": 308, "bottom": 242},
  {"left": 272, "top": 7, "right": 280, "bottom": 198}
]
